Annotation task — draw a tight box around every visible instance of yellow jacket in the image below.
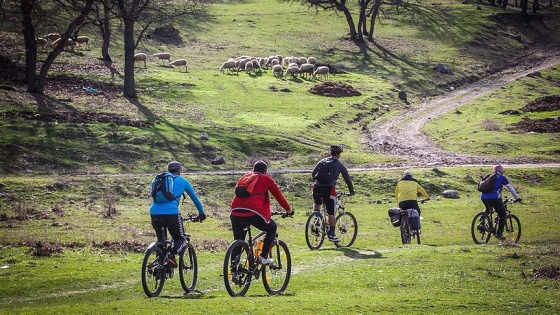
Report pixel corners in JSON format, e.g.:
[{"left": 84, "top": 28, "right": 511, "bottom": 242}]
[{"left": 395, "top": 179, "right": 429, "bottom": 203}]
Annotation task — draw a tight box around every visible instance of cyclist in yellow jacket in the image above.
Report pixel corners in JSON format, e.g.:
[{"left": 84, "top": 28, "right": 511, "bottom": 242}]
[{"left": 395, "top": 170, "right": 430, "bottom": 215}]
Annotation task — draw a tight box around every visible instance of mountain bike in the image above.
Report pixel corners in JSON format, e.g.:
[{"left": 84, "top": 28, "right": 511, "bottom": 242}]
[
  {"left": 305, "top": 191, "right": 357, "bottom": 250},
  {"left": 399, "top": 208, "right": 421, "bottom": 244},
  {"left": 223, "top": 211, "right": 292, "bottom": 297},
  {"left": 471, "top": 197, "right": 521, "bottom": 244},
  {"left": 141, "top": 213, "right": 200, "bottom": 297}
]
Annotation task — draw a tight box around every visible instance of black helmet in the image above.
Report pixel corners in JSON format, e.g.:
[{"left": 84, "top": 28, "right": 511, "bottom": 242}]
[{"left": 330, "top": 144, "right": 344, "bottom": 155}]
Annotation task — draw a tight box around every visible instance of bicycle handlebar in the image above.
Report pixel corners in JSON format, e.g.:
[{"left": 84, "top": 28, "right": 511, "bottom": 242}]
[{"left": 271, "top": 211, "right": 294, "bottom": 218}]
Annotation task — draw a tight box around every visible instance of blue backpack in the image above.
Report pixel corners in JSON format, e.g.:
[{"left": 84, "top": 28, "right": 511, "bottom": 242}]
[{"left": 150, "top": 172, "right": 177, "bottom": 203}]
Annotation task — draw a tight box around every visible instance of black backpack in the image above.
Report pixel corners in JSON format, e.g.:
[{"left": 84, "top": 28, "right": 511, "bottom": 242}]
[
  {"left": 150, "top": 172, "right": 177, "bottom": 203},
  {"left": 234, "top": 173, "right": 260, "bottom": 198},
  {"left": 477, "top": 173, "right": 498, "bottom": 193},
  {"left": 314, "top": 158, "right": 336, "bottom": 185}
]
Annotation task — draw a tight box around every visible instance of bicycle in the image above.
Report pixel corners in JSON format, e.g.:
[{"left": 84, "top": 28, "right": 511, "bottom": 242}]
[
  {"left": 305, "top": 191, "right": 357, "bottom": 250},
  {"left": 471, "top": 197, "right": 521, "bottom": 244},
  {"left": 223, "top": 211, "right": 292, "bottom": 297},
  {"left": 141, "top": 213, "right": 200, "bottom": 297},
  {"left": 398, "top": 208, "right": 421, "bottom": 244}
]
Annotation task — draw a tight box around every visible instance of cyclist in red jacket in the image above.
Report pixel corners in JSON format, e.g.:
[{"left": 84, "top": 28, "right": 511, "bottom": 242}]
[{"left": 230, "top": 160, "right": 293, "bottom": 265}]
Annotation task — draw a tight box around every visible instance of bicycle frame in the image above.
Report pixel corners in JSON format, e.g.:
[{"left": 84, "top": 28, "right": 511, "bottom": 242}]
[{"left": 398, "top": 209, "right": 420, "bottom": 245}]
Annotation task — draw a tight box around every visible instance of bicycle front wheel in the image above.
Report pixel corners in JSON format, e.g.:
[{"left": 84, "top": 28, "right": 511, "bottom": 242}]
[
  {"left": 141, "top": 246, "right": 166, "bottom": 297},
  {"left": 305, "top": 212, "right": 326, "bottom": 250},
  {"left": 179, "top": 243, "right": 197, "bottom": 293},
  {"left": 335, "top": 211, "right": 358, "bottom": 248},
  {"left": 262, "top": 239, "right": 291, "bottom": 295},
  {"left": 400, "top": 218, "right": 411, "bottom": 244},
  {"left": 471, "top": 212, "right": 492, "bottom": 244},
  {"left": 503, "top": 214, "right": 521, "bottom": 243},
  {"left": 223, "top": 240, "right": 252, "bottom": 297}
]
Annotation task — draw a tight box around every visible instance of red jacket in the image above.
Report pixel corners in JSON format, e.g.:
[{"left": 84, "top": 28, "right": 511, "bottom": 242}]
[{"left": 230, "top": 173, "right": 291, "bottom": 223}]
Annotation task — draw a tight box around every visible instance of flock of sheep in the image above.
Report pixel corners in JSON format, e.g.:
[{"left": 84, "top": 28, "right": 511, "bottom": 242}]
[
  {"left": 36, "top": 33, "right": 91, "bottom": 52},
  {"left": 219, "top": 55, "right": 330, "bottom": 80},
  {"left": 36, "top": 35, "right": 329, "bottom": 80}
]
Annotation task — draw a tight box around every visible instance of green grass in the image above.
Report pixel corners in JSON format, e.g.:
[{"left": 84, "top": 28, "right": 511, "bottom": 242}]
[{"left": 1, "top": 167, "right": 560, "bottom": 314}]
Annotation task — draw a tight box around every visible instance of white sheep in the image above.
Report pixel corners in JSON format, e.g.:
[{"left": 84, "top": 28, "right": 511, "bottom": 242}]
[
  {"left": 307, "top": 56, "right": 317, "bottom": 65},
  {"left": 299, "top": 63, "right": 315, "bottom": 79},
  {"left": 169, "top": 59, "right": 188, "bottom": 72},
  {"left": 153, "top": 52, "right": 172, "bottom": 65},
  {"left": 36, "top": 37, "right": 48, "bottom": 52},
  {"left": 251, "top": 59, "right": 261, "bottom": 72},
  {"left": 134, "top": 53, "right": 148, "bottom": 68},
  {"left": 272, "top": 64, "right": 283, "bottom": 78},
  {"left": 284, "top": 65, "right": 299, "bottom": 78},
  {"left": 53, "top": 38, "right": 76, "bottom": 51},
  {"left": 45, "top": 33, "right": 61, "bottom": 42},
  {"left": 313, "top": 66, "right": 330, "bottom": 80},
  {"left": 259, "top": 57, "right": 269, "bottom": 69},
  {"left": 219, "top": 60, "right": 237, "bottom": 73},
  {"left": 236, "top": 58, "right": 251, "bottom": 71},
  {"left": 298, "top": 57, "right": 308, "bottom": 65},
  {"left": 244, "top": 60, "right": 254, "bottom": 74},
  {"left": 76, "top": 36, "right": 90, "bottom": 50}
]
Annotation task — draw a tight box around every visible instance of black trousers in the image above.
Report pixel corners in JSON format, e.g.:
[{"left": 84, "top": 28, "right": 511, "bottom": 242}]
[{"left": 151, "top": 214, "right": 186, "bottom": 256}]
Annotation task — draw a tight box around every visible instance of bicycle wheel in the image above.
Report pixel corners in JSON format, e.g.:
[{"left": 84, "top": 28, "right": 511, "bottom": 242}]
[
  {"left": 503, "top": 214, "right": 521, "bottom": 243},
  {"left": 179, "top": 243, "right": 197, "bottom": 293},
  {"left": 141, "top": 246, "right": 166, "bottom": 297},
  {"left": 262, "top": 239, "right": 291, "bottom": 295},
  {"left": 471, "top": 212, "right": 492, "bottom": 244},
  {"left": 223, "top": 240, "right": 252, "bottom": 297},
  {"left": 400, "top": 218, "right": 411, "bottom": 244},
  {"left": 334, "top": 211, "right": 358, "bottom": 248},
  {"left": 305, "top": 212, "right": 325, "bottom": 250}
]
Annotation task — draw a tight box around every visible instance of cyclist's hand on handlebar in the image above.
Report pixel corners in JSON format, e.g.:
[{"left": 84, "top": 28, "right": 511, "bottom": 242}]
[
  {"left": 196, "top": 214, "right": 207, "bottom": 222},
  {"left": 514, "top": 198, "right": 522, "bottom": 203},
  {"left": 283, "top": 210, "right": 294, "bottom": 218}
]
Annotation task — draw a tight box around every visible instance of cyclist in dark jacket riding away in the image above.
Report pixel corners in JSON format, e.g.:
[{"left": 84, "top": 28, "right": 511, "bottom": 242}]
[
  {"left": 230, "top": 160, "right": 293, "bottom": 265},
  {"left": 149, "top": 161, "right": 206, "bottom": 268},
  {"left": 395, "top": 170, "right": 430, "bottom": 215},
  {"left": 480, "top": 164, "right": 522, "bottom": 240},
  {"left": 311, "top": 145, "right": 355, "bottom": 243}
]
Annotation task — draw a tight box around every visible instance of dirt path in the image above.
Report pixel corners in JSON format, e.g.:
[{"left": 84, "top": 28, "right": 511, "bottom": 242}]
[{"left": 364, "top": 54, "right": 560, "bottom": 168}]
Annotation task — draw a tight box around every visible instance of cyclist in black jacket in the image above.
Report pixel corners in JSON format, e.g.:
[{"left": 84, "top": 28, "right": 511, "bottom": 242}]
[{"left": 311, "top": 145, "right": 355, "bottom": 242}]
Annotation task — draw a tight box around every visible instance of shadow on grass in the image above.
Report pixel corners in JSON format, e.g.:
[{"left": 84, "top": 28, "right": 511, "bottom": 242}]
[{"left": 338, "top": 247, "right": 384, "bottom": 260}]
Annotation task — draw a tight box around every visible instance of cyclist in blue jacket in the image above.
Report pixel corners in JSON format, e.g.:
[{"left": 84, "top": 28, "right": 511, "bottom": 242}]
[
  {"left": 480, "top": 164, "right": 521, "bottom": 240},
  {"left": 149, "top": 161, "right": 206, "bottom": 267}
]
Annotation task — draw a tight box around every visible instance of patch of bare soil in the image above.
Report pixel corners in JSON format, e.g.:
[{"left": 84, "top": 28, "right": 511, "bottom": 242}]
[
  {"left": 521, "top": 95, "right": 560, "bottom": 112},
  {"left": 532, "top": 265, "right": 560, "bottom": 281},
  {"left": 309, "top": 81, "right": 361, "bottom": 97},
  {"left": 507, "top": 95, "right": 560, "bottom": 133}
]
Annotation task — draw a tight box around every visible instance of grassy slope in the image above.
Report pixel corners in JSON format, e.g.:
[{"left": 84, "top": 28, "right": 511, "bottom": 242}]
[
  {"left": 0, "top": 167, "right": 559, "bottom": 314},
  {"left": 1, "top": 1, "right": 558, "bottom": 174}
]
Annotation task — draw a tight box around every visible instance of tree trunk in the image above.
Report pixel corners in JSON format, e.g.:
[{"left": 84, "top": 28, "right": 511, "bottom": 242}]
[
  {"left": 367, "top": 0, "right": 382, "bottom": 42},
  {"left": 339, "top": 0, "right": 360, "bottom": 41},
  {"left": 122, "top": 17, "right": 137, "bottom": 99},
  {"left": 20, "top": 0, "right": 38, "bottom": 93},
  {"left": 100, "top": 1, "right": 117, "bottom": 78}
]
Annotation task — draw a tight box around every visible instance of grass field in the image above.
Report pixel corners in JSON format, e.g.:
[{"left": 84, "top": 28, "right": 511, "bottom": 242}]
[
  {"left": 1, "top": 0, "right": 560, "bottom": 313},
  {"left": 1, "top": 167, "right": 559, "bottom": 314}
]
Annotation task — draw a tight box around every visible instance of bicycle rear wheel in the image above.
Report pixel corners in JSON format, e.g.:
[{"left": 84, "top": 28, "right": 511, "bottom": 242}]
[
  {"left": 223, "top": 240, "right": 252, "bottom": 297},
  {"left": 471, "top": 212, "right": 492, "bottom": 244},
  {"left": 334, "top": 211, "right": 358, "bottom": 248},
  {"left": 262, "top": 239, "right": 291, "bottom": 295},
  {"left": 400, "top": 218, "right": 411, "bottom": 244},
  {"left": 179, "top": 243, "right": 197, "bottom": 293},
  {"left": 305, "top": 212, "right": 325, "bottom": 250},
  {"left": 141, "top": 246, "right": 166, "bottom": 297},
  {"left": 412, "top": 229, "right": 421, "bottom": 244},
  {"left": 503, "top": 214, "right": 521, "bottom": 243}
]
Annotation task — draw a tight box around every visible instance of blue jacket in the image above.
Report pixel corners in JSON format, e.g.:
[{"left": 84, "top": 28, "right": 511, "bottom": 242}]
[
  {"left": 150, "top": 175, "right": 204, "bottom": 215},
  {"left": 480, "top": 173, "right": 509, "bottom": 200}
]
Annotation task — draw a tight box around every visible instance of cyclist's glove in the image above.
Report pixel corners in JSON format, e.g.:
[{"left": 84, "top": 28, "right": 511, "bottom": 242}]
[
  {"left": 196, "top": 214, "right": 207, "bottom": 222},
  {"left": 283, "top": 210, "right": 294, "bottom": 218},
  {"left": 515, "top": 198, "right": 522, "bottom": 203}
]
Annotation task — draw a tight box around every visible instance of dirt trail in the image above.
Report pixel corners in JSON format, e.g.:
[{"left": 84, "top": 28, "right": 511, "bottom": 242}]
[{"left": 365, "top": 54, "right": 560, "bottom": 168}]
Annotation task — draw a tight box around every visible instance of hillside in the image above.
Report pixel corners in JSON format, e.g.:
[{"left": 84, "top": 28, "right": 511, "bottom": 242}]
[{"left": 1, "top": 0, "right": 560, "bottom": 175}]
